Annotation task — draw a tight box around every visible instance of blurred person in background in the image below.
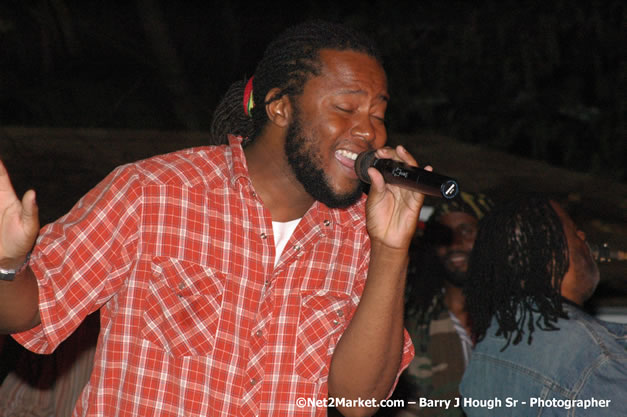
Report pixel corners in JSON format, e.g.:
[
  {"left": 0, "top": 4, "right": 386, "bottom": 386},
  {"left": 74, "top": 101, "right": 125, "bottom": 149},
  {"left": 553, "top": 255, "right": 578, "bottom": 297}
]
[
  {"left": 460, "top": 195, "right": 626, "bottom": 417},
  {"left": 382, "top": 192, "right": 494, "bottom": 417},
  {"left": 0, "top": 313, "right": 98, "bottom": 417}
]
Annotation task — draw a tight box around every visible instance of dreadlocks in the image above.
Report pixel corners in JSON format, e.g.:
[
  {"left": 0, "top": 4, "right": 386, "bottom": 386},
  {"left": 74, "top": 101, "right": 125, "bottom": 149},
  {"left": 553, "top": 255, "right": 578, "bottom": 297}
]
[
  {"left": 463, "top": 195, "right": 570, "bottom": 349},
  {"left": 210, "top": 20, "right": 381, "bottom": 145}
]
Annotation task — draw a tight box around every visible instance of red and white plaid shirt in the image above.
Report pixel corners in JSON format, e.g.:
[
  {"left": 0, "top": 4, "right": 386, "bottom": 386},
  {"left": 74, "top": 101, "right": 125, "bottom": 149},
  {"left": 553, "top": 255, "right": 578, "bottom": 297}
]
[{"left": 14, "top": 136, "right": 413, "bottom": 417}]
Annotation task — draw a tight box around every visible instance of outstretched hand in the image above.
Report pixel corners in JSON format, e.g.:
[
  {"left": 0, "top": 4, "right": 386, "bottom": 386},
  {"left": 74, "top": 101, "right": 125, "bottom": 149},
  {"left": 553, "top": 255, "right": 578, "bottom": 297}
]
[
  {"left": 364, "top": 145, "right": 428, "bottom": 251},
  {"left": 0, "top": 161, "right": 39, "bottom": 270}
]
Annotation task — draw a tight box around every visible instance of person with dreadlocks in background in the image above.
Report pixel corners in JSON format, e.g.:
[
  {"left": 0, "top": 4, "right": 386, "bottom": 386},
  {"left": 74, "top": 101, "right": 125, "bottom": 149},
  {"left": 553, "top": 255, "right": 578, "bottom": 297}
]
[
  {"left": 460, "top": 195, "right": 627, "bottom": 417},
  {"left": 379, "top": 192, "right": 493, "bottom": 417},
  {"left": 0, "top": 21, "right": 426, "bottom": 417}
]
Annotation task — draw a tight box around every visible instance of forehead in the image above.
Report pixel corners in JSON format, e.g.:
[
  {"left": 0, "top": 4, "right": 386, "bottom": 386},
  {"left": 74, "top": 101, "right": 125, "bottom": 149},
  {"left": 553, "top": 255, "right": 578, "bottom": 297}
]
[
  {"left": 305, "top": 49, "right": 388, "bottom": 98},
  {"left": 437, "top": 212, "right": 478, "bottom": 228}
]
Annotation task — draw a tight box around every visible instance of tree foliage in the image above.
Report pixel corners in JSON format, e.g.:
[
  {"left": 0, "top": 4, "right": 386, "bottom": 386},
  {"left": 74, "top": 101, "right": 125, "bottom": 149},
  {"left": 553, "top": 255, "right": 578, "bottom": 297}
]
[{"left": 0, "top": 0, "right": 624, "bottom": 181}]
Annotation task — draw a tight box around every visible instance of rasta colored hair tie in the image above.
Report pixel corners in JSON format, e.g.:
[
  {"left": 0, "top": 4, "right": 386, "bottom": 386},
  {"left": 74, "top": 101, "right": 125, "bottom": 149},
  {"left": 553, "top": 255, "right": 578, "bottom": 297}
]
[{"left": 243, "top": 76, "right": 255, "bottom": 117}]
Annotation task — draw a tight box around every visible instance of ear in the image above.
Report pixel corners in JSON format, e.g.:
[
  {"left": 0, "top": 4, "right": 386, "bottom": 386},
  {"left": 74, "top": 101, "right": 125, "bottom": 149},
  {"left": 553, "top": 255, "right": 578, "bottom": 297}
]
[{"left": 265, "top": 88, "right": 292, "bottom": 128}]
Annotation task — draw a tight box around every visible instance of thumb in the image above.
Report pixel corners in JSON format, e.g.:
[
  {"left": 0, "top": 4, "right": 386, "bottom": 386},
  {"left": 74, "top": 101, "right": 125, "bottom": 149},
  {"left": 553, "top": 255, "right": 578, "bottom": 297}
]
[{"left": 21, "top": 189, "right": 40, "bottom": 236}]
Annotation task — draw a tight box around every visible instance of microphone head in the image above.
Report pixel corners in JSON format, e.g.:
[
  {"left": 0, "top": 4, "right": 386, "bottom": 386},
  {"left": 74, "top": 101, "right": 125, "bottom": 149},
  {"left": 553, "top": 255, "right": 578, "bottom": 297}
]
[
  {"left": 355, "top": 150, "right": 377, "bottom": 184},
  {"left": 440, "top": 180, "right": 460, "bottom": 199}
]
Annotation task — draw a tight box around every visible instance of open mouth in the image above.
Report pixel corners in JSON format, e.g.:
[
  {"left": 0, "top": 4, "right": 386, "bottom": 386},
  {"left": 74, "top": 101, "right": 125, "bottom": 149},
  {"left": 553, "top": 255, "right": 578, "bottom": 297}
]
[
  {"left": 335, "top": 149, "right": 360, "bottom": 177},
  {"left": 445, "top": 251, "right": 469, "bottom": 269}
]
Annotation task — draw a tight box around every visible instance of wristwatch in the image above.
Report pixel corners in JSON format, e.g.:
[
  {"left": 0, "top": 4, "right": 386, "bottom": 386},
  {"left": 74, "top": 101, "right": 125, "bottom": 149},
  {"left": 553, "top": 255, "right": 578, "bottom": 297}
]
[{"left": 0, "top": 253, "right": 31, "bottom": 281}]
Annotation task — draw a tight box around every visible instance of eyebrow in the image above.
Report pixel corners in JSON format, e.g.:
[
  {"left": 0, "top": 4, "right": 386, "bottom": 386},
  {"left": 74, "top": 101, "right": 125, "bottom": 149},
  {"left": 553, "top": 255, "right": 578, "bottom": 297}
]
[{"left": 336, "top": 89, "right": 390, "bottom": 102}]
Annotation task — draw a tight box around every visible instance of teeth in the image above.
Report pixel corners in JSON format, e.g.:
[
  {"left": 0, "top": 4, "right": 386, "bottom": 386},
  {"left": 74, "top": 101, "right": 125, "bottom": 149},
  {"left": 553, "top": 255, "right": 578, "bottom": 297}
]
[{"left": 336, "top": 149, "right": 358, "bottom": 160}]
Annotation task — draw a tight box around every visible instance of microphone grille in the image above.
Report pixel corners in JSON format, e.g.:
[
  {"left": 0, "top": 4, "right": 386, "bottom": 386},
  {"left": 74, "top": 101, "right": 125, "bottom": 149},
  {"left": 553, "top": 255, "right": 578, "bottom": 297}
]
[{"left": 355, "top": 150, "right": 377, "bottom": 184}]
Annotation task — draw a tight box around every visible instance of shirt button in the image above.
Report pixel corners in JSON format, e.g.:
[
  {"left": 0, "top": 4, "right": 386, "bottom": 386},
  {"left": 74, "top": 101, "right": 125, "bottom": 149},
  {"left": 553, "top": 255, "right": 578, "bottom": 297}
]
[
  {"left": 178, "top": 283, "right": 185, "bottom": 290},
  {"left": 255, "top": 330, "right": 263, "bottom": 337},
  {"left": 332, "top": 319, "right": 340, "bottom": 326},
  {"left": 324, "top": 220, "right": 331, "bottom": 226},
  {"left": 294, "top": 244, "right": 301, "bottom": 251},
  {"left": 336, "top": 309, "right": 344, "bottom": 317},
  {"left": 250, "top": 378, "right": 258, "bottom": 386},
  {"left": 260, "top": 232, "right": 267, "bottom": 239}
]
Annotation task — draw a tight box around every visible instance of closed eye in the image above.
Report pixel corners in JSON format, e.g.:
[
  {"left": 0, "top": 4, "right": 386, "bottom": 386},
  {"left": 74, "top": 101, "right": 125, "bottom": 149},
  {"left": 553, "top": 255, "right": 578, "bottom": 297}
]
[{"left": 335, "top": 105, "right": 354, "bottom": 113}]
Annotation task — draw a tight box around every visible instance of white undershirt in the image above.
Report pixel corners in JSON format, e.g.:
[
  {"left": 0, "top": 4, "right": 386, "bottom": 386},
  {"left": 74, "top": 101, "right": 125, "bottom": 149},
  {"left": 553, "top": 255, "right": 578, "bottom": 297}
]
[
  {"left": 271, "top": 218, "right": 301, "bottom": 266},
  {"left": 448, "top": 310, "right": 472, "bottom": 366}
]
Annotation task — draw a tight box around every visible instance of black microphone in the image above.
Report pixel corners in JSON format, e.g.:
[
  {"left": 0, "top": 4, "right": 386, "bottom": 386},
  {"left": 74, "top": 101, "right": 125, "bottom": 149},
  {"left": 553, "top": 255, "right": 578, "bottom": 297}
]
[{"left": 355, "top": 150, "right": 460, "bottom": 199}]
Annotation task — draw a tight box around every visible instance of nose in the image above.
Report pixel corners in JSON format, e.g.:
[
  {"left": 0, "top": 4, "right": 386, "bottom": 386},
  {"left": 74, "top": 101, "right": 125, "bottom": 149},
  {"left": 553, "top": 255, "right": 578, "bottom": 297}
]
[
  {"left": 448, "top": 231, "right": 475, "bottom": 252},
  {"left": 350, "top": 114, "right": 376, "bottom": 144},
  {"left": 450, "top": 232, "right": 466, "bottom": 249},
  {"left": 451, "top": 227, "right": 477, "bottom": 250}
]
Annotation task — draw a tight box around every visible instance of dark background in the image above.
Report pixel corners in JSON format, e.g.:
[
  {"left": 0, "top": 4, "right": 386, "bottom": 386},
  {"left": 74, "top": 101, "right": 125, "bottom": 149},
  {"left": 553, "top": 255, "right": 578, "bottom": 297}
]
[
  {"left": 0, "top": 1, "right": 625, "bottom": 308},
  {"left": 1, "top": 0, "right": 625, "bottom": 181},
  {"left": 0, "top": 2, "right": 625, "bottom": 404}
]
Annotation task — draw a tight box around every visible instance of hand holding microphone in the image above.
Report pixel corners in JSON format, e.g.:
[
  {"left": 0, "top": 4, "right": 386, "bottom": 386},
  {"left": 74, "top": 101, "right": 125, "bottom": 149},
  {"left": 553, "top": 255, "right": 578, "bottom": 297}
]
[{"left": 355, "top": 150, "right": 459, "bottom": 199}]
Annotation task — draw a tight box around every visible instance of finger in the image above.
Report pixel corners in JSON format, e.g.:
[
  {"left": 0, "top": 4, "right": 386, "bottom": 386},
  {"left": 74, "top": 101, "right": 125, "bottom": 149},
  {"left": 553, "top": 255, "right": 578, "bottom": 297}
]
[
  {"left": 0, "top": 160, "right": 16, "bottom": 194},
  {"left": 395, "top": 145, "right": 419, "bottom": 167},
  {"left": 374, "top": 146, "right": 419, "bottom": 168},
  {"left": 21, "top": 189, "right": 39, "bottom": 231},
  {"left": 367, "top": 166, "right": 386, "bottom": 193},
  {"left": 373, "top": 146, "right": 396, "bottom": 161}
]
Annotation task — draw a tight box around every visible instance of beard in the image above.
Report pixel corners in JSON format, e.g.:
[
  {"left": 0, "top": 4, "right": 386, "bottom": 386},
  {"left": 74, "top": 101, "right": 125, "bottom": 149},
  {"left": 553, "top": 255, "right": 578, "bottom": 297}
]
[
  {"left": 444, "top": 268, "right": 467, "bottom": 288},
  {"left": 284, "top": 108, "right": 364, "bottom": 209},
  {"left": 441, "top": 250, "right": 470, "bottom": 287}
]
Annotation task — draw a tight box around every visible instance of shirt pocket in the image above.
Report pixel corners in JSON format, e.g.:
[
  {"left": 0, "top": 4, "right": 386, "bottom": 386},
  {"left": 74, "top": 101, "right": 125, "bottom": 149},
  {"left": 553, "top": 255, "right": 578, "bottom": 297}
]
[
  {"left": 141, "top": 257, "right": 225, "bottom": 357},
  {"left": 295, "top": 290, "right": 353, "bottom": 381}
]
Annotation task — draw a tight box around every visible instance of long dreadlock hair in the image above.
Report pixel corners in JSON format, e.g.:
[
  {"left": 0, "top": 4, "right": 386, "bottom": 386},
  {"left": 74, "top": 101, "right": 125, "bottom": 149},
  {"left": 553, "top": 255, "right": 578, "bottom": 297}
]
[
  {"left": 210, "top": 20, "right": 382, "bottom": 145},
  {"left": 463, "top": 195, "right": 570, "bottom": 350}
]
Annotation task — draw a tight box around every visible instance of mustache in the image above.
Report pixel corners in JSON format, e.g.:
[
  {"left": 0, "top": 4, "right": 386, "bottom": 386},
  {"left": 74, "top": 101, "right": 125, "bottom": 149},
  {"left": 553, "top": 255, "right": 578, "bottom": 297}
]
[{"left": 444, "top": 250, "right": 470, "bottom": 258}]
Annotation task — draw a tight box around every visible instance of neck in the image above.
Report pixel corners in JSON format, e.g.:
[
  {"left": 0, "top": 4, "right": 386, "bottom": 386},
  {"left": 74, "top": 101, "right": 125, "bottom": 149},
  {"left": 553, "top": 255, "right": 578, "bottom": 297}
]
[
  {"left": 559, "top": 271, "right": 591, "bottom": 307},
  {"left": 243, "top": 135, "right": 314, "bottom": 222},
  {"left": 443, "top": 281, "right": 472, "bottom": 335},
  {"left": 443, "top": 283, "right": 465, "bottom": 316}
]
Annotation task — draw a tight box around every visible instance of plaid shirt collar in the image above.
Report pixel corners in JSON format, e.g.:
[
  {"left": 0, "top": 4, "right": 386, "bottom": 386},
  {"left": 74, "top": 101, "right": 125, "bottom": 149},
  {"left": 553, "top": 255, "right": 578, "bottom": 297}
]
[{"left": 227, "top": 134, "right": 252, "bottom": 187}]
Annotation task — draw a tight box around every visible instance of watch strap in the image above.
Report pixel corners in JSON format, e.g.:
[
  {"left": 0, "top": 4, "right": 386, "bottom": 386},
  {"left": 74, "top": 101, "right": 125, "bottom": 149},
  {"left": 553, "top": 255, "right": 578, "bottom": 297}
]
[{"left": 0, "top": 252, "right": 31, "bottom": 282}]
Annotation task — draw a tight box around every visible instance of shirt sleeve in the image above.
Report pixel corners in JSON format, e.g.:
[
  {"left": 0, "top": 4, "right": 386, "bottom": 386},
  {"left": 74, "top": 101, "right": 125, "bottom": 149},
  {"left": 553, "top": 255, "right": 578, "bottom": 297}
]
[{"left": 12, "top": 164, "right": 142, "bottom": 354}]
